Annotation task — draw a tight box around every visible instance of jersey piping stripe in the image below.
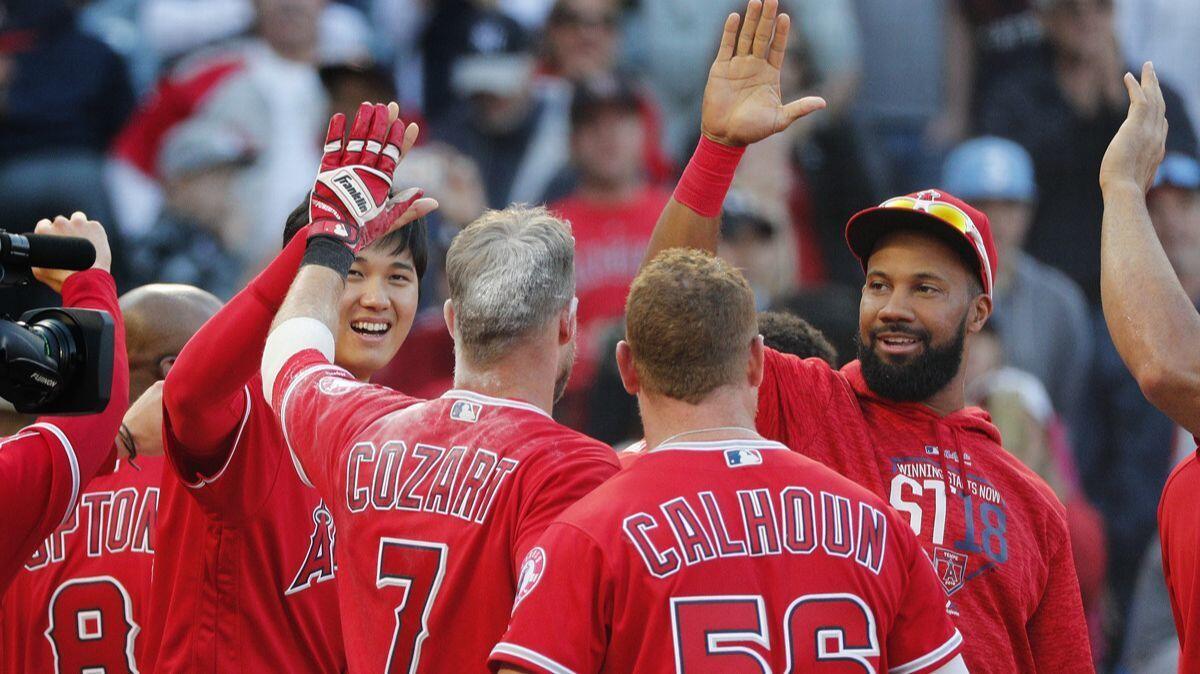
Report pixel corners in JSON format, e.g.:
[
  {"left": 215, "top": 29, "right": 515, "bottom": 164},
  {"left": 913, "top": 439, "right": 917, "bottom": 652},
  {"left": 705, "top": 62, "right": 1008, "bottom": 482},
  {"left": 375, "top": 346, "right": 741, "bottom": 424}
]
[
  {"left": 442, "top": 389, "right": 551, "bottom": 418},
  {"left": 183, "top": 386, "right": 253, "bottom": 490},
  {"left": 280, "top": 362, "right": 349, "bottom": 488},
  {"left": 888, "top": 629, "right": 963, "bottom": 674},
  {"left": 650, "top": 439, "right": 791, "bottom": 454},
  {"left": 26, "top": 423, "right": 80, "bottom": 528},
  {"left": 490, "top": 643, "right": 578, "bottom": 674}
]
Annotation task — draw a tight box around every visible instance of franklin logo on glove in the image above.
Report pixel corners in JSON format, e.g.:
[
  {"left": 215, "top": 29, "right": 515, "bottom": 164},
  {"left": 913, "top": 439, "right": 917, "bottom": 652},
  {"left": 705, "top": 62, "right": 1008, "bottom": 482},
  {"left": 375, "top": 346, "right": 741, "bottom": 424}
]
[{"left": 331, "top": 172, "right": 374, "bottom": 217}]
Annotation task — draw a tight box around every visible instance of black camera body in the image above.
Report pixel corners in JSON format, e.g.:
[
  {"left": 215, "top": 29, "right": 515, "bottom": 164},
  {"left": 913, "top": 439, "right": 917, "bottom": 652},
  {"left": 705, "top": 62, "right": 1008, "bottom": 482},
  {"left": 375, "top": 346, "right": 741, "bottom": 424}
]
[{"left": 0, "top": 307, "right": 114, "bottom": 415}]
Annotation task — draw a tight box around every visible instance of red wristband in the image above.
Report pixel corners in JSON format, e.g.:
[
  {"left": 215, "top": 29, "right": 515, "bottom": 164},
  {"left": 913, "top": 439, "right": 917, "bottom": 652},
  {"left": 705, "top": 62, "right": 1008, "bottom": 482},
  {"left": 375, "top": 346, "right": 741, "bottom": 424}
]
[{"left": 673, "top": 136, "right": 746, "bottom": 218}]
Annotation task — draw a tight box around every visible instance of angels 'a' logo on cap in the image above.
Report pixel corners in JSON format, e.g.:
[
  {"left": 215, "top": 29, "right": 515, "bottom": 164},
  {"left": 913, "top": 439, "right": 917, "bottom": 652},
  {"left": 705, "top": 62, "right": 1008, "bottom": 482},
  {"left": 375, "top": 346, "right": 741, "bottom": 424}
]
[{"left": 513, "top": 547, "right": 546, "bottom": 611}]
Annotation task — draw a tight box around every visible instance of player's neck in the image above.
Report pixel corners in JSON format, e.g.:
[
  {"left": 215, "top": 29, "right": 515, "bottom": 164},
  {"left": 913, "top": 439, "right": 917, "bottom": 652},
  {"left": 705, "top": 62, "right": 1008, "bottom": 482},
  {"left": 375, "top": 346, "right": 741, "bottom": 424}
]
[
  {"left": 640, "top": 387, "right": 759, "bottom": 449},
  {"left": 919, "top": 371, "right": 967, "bottom": 417},
  {"left": 452, "top": 349, "right": 558, "bottom": 415}
]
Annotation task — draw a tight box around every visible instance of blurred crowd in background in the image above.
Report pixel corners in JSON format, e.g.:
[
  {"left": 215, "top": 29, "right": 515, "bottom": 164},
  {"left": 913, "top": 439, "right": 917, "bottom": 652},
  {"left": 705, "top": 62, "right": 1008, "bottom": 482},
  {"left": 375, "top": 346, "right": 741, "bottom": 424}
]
[{"left": 1, "top": 0, "right": 1198, "bottom": 670}]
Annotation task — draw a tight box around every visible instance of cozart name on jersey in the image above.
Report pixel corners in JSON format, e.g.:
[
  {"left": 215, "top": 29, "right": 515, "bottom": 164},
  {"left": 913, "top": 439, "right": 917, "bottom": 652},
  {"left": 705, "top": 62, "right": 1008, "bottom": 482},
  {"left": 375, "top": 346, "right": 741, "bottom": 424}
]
[{"left": 624, "top": 486, "right": 889, "bottom": 579}]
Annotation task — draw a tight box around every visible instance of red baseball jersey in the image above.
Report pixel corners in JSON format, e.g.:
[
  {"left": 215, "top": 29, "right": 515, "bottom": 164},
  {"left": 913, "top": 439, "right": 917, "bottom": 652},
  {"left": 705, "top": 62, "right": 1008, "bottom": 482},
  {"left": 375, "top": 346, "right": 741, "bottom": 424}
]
[
  {"left": 1, "top": 455, "right": 161, "bottom": 673},
  {"left": 490, "top": 437, "right": 964, "bottom": 674},
  {"left": 271, "top": 349, "right": 620, "bottom": 673},
  {"left": 757, "top": 349, "right": 1092, "bottom": 671},
  {"left": 140, "top": 375, "right": 345, "bottom": 673},
  {"left": 0, "top": 270, "right": 129, "bottom": 592},
  {"left": 1159, "top": 449, "right": 1200, "bottom": 672}
]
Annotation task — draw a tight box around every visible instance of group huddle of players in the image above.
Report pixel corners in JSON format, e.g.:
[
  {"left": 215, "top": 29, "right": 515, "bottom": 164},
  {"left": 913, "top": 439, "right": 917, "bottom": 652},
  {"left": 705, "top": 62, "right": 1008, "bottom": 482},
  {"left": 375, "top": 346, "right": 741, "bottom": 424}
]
[{"left": 1, "top": 0, "right": 1189, "bottom": 672}]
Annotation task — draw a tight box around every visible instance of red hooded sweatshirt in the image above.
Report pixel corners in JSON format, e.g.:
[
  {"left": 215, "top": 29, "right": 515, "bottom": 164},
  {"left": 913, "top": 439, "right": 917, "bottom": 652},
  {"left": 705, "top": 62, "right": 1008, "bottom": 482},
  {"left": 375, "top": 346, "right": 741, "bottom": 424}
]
[{"left": 756, "top": 348, "right": 1093, "bottom": 673}]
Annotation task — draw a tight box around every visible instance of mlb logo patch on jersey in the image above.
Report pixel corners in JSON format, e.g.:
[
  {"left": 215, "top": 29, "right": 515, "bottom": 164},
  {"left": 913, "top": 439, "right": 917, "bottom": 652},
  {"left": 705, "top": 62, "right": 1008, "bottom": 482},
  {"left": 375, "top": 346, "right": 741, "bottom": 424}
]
[
  {"left": 514, "top": 547, "right": 546, "bottom": 610},
  {"left": 934, "top": 547, "right": 968, "bottom": 595},
  {"left": 450, "top": 400, "right": 482, "bottom": 423},
  {"left": 724, "top": 448, "right": 762, "bottom": 468}
]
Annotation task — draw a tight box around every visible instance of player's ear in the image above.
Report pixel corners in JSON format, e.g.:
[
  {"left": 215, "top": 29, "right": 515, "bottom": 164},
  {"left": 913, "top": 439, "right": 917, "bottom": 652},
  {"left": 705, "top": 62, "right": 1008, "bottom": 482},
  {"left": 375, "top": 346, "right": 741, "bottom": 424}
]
[
  {"left": 748, "top": 334, "right": 765, "bottom": 388},
  {"left": 615, "top": 340, "right": 640, "bottom": 395},
  {"left": 158, "top": 355, "right": 177, "bottom": 379},
  {"left": 443, "top": 299, "right": 456, "bottom": 339},
  {"left": 967, "top": 293, "right": 992, "bottom": 335},
  {"left": 558, "top": 297, "right": 578, "bottom": 346}
]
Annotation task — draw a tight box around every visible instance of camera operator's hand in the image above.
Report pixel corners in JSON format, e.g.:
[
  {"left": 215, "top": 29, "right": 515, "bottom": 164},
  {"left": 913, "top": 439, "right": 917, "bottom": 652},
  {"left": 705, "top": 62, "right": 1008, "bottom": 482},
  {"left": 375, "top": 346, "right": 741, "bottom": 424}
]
[{"left": 31, "top": 212, "right": 112, "bottom": 294}]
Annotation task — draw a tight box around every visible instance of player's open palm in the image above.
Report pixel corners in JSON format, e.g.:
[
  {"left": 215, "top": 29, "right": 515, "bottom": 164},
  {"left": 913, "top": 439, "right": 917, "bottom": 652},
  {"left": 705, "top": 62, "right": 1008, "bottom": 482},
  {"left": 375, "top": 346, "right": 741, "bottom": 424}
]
[
  {"left": 1100, "top": 61, "right": 1168, "bottom": 194},
  {"left": 701, "top": 0, "right": 826, "bottom": 147}
]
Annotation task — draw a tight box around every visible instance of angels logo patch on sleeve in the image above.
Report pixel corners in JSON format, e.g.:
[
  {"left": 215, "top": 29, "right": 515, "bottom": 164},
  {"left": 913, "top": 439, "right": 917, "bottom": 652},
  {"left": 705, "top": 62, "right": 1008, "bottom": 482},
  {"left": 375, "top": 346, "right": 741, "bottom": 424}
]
[{"left": 513, "top": 547, "right": 546, "bottom": 611}]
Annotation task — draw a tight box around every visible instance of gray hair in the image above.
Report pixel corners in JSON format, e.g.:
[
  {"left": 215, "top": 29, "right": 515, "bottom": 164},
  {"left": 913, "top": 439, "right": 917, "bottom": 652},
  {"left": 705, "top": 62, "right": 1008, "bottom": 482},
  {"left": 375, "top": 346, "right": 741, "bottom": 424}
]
[{"left": 446, "top": 205, "right": 575, "bottom": 365}]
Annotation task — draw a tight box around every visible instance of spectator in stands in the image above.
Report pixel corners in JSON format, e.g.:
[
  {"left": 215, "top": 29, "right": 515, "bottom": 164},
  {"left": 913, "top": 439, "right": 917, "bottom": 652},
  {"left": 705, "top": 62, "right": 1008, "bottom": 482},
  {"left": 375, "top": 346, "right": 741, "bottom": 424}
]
[
  {"left": 537, "top": 0, "right": 672, "bottom": 192},
  {"left": 126, "top": 118, "right": 256, "bottom": 299},
  {"left": 942, "top": 136, "right": 1092, "bottom": 438},
  {"left": 1076, "top": 152, "right": 1200, "bottom": 660},
  {"left": 929, "top": 0, "right": 1045, "bottom": 148},
  {"left": 432, "top": 10, "right": 570, "bottom": 209},
  {"left": 0, "top": 0, "right": 134, "bottom": 296},
  {"left": 718, "top": 190, "right": 797, "bottom": 311},
  {"left": 978, "top": 0, "right": 1196, "bottom": 302},
  {"left": 547, "top": 75, "right": 671, "bottom": 424},
  {"left": 110, "top": 0, "right": 342, "bottom": 263}
]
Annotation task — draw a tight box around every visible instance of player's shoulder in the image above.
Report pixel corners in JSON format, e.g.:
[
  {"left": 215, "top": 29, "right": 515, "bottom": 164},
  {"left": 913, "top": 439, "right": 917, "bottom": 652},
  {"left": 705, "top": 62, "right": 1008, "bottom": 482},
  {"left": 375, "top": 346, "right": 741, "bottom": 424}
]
[{"left": 1162, "top": 451, "right": 1200, "bottom": 508}]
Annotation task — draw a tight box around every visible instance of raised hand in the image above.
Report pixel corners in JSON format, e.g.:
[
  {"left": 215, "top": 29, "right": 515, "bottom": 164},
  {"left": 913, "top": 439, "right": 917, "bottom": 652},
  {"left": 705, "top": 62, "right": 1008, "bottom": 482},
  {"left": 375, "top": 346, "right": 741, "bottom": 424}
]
[
  {"left": 31, "top": 212, "right": 112, "bottom": 294},
  {"left": 1100, "top": 62, "right": 1169, "bottom": 194},
  {"left": 701, "top": 0, "right": 826, "bottom": 147},
  {"left": 308, "top": 102, "right": 436, "bottom": 253}
]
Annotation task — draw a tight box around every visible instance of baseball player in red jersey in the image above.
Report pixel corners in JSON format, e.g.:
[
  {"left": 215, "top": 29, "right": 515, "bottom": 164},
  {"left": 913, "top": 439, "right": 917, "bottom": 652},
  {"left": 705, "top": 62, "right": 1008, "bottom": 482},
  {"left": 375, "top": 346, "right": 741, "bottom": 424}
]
[
  {"left": 0, "top": 214, "right": 129, "bottom": 593},
  {"left": 260, "top": 133, "right": 619, "bottom": 670},
  {"left": 1, "top": 283, "right": 220, "bottom": 673},
  {"left": 1097, "top": 62, "right": 1200, "bottom": 671},
  {"left": 490, "top": 249, "right": 966, "bottom": 674},
  {"left": 639, "top": 2, "right": 1092, "bottom": 670},
  {"left": 142, "top": 102, "right": 438, "bottom": 673}
]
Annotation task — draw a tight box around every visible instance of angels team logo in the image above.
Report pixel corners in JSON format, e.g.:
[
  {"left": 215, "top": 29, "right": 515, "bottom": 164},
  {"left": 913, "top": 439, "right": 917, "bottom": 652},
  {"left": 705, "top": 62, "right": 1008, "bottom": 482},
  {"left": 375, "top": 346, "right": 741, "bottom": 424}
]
[
  {"left": 513, "top": 547, "right": 546, "bottom": 611},
  {"left": 934, "top": 547, "right": 968, "bottom": 595}
]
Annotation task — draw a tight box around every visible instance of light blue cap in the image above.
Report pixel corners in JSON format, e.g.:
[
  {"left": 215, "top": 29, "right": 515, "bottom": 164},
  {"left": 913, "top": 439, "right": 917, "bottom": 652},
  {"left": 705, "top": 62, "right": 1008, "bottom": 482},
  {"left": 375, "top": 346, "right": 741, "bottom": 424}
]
[
  {"left": 1154, "top": 152, "right": 1200, "bottom": 191},
  {"left": 942, "top": 136, "right": 1036, "bottom": 203}
]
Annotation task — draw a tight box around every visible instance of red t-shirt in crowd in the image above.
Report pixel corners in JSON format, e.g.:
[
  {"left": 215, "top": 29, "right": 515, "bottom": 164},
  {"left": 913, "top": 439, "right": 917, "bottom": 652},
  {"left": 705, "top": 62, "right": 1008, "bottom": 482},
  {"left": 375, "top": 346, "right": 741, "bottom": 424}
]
[
  {"left": 1, "top": 456, "right": 161, "bottom": 673},
  {"left": 756, "top": 349, "right": 1092, "bottom": 672},
  {"left": 490, "top": 437, "right": 964, "bottom": 674},
  {"left": 0, "top": 269, "right": 129, "bottom": 593},
  {"left": 141, "top": 377, "right": 345, "bottom": 673},
  {"left": 1159, "top": 449, "right": 1200, "bottom": 672},
  {"left": 550, "top": 187, "right": 671, "bottom": 390},
  {"left": 271, "top": 350, "right": 620, "bottom": 673}
]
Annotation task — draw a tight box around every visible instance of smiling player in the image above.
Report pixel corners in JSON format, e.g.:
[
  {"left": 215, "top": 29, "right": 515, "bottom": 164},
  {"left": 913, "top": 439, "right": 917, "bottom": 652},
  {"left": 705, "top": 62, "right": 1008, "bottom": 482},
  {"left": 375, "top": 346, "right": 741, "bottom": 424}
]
[
  {"left": 636, "top": 0, "right": 1092, "bottom": 670},
  {"left": 142, "top": 102, "right": 437, "bottom": 673}
]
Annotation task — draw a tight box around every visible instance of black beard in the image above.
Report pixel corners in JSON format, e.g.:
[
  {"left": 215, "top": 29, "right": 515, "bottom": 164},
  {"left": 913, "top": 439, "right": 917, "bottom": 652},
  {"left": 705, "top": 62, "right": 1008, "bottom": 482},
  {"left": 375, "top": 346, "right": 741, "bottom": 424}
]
[{"left": 857, "top": 315, "right": 967, "bottom": 403}]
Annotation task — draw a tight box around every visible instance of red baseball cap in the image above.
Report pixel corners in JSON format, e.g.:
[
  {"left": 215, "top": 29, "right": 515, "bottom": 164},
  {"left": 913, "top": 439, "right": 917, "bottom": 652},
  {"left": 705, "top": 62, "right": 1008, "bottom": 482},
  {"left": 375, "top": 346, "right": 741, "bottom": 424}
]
[{"left": 844, "top": 189, "right": 998, "bottom": 297}]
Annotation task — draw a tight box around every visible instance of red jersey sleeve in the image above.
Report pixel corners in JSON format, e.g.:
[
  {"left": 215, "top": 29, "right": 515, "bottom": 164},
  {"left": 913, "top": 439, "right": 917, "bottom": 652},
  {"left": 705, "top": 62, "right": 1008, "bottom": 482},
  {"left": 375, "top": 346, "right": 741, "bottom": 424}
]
[
  {"left": 490, "top": 523, "right": 612, "bottom": 674},
  {"left": 886, "top": 522, "right": 965, "bottom": 673},
  {"left": 1027, "top": 528, "right": 1093, "bottom": 670},
  {"left": 511, "top": 449, "right": 618, "bottom": 583},
  {"left": 162, "top": 232, "right": 306, "bottom": 477},
  {"left": 272, "top": 350, "right": 421, "bottom": 496},
  {"left": 757, "top": 348, "right": 854, "bottom": 446},
  {"left": 0, "top": 269, "right": 129, "bottom": 590}
]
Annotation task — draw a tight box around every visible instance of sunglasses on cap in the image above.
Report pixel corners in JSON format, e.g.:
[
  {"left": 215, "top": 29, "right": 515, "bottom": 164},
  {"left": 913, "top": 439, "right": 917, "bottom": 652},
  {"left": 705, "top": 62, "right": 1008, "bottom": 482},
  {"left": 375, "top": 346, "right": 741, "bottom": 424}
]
[{"left": 878, "top": 196, "right": 994, "bottom": 295}]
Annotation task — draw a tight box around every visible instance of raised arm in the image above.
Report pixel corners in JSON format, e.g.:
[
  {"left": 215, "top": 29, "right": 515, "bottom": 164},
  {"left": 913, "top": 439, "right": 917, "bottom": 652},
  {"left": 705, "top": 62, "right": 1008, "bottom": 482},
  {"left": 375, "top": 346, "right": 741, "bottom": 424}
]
[
  {"left": 1099, "top": 62, "right": 1200, "bottom": 435},
  {"left": 643, "top": 0, "right": 825, "bottom": 268}
]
